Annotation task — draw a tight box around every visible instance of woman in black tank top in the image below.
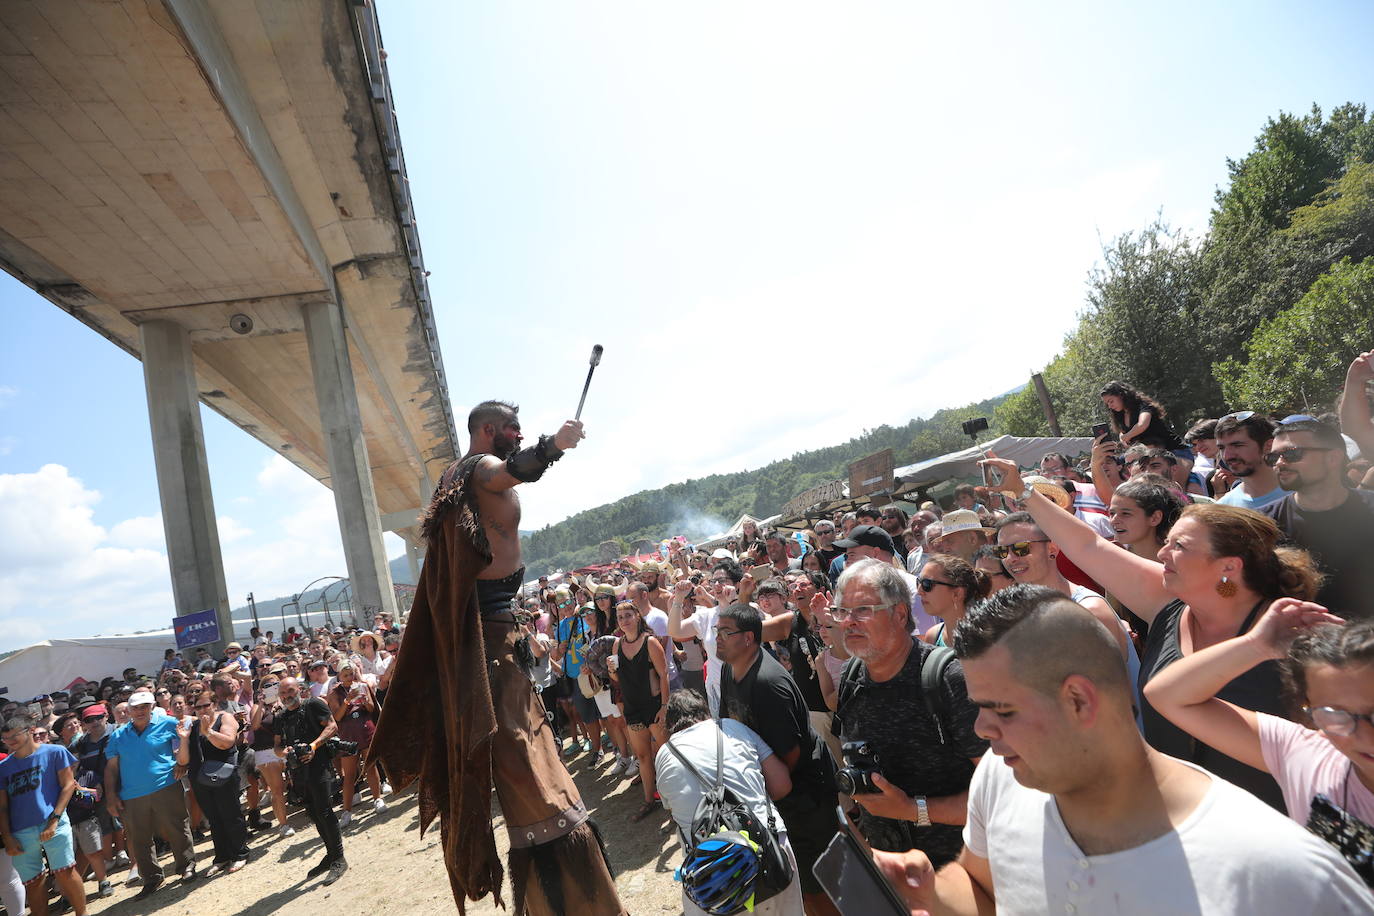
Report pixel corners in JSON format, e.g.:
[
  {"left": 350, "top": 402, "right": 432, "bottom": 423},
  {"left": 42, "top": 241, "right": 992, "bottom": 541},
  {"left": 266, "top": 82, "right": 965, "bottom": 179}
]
[
  {"left": 611, "top": 602, "right": 668, "bottom": 821},
  {"left": 178, "top": 700, "right": 250, "bottom": 871},
  {"left": 248, "top": 675, "right": 293, "bottom": 836}
]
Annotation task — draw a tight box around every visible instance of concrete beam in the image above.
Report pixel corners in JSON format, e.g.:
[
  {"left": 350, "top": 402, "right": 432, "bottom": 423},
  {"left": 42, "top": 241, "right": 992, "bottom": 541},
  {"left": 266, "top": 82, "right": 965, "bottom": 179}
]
[
  {"left": 139, "top": 320, "right": 233, "bottom": 654},
  {"left": 302, "top": 299, "right": 397, "bottom": 618},
  {"left": 380, "top": 508, "right": 421, "bottom": 531}
]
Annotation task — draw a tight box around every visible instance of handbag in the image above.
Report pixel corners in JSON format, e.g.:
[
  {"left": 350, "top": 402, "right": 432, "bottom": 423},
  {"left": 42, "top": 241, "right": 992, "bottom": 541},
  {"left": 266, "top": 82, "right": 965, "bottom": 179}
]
[
  {"left": 577, "top": 668, "right": 603, "bottom": 699},
  {"left": 197, "top": 759, "right": 238, "bottom": 788},
  {"left": 665, "top": 722, "right": 795, "bottom": 910},
  {"left": 195, "top": 717, "right": 240, "bottom": 788}
]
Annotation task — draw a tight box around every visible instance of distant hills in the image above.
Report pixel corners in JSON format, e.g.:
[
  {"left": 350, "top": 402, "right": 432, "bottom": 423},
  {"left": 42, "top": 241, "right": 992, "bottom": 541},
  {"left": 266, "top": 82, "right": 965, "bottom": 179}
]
[{"left": 520, "top": 391, "right": 1016, "bottom": 575}]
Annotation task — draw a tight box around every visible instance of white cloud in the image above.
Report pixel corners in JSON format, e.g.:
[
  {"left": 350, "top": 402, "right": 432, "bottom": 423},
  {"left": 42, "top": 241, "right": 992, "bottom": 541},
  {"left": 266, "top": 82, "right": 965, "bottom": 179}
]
[
  {"left": 0, "top": 465, "right": 173, "bottom": 651},
  {"left": 108, "top": 514, "right": 164, "bottom": 550},
  {"left": 0, "top": 459, "right": 406, "bottom": 654},
  {"left": 216, "top": 516, "right": 253, "bottom": 544}
]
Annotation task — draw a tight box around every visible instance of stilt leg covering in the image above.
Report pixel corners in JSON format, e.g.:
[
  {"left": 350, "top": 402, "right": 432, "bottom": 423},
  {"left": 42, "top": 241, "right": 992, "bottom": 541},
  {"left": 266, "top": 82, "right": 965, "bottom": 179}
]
[{"left": 508, "top": 821, "right": 627, "bottom": 916}]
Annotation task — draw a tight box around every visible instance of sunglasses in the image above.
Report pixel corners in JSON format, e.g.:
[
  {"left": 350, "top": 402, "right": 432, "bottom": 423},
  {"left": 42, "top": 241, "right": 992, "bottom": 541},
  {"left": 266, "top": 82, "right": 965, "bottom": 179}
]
[
  {"left": 1220, "top": 410, "right": 1256, "bottom": 423},
  {"left": 194, "top": 704, "right": 213, "bottom": 710},
  {"left": 918, "top": 577, "right": 956, "bottom": 592},
  {"left": 992, "top": 539, "right": 1051, "bottom": 559},
  {"left": 1263, "top": 446, "right": 1335, "bottom": 467}
]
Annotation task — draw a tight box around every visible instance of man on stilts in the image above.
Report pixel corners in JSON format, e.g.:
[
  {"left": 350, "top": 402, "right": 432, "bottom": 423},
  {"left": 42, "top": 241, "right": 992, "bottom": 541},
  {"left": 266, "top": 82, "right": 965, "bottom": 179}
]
[{"left": 370, "top": 400, "right": 625, "bottom": 915}]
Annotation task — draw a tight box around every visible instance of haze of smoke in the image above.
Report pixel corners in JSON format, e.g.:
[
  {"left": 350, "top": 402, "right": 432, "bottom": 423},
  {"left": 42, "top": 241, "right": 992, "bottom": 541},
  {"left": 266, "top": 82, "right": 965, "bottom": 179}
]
[{"left": 671, "top": 507, "right": 731, "bottom": 542}]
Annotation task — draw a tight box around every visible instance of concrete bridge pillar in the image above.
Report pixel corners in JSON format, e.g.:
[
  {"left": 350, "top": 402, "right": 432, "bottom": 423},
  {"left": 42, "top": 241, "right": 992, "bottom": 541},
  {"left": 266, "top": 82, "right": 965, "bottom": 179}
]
[
  {"left": 139, "top": 320, "right": 233, "bottom": 655},
  {"left": 302, "top": 299, "right": 398, "bottom": 620}
]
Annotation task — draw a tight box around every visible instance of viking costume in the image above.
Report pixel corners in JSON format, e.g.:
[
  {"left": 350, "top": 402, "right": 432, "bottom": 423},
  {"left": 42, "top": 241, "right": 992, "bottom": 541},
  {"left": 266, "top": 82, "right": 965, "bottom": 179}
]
[{"left": 369, "top": 448, "right": 625, "bottom": 915}]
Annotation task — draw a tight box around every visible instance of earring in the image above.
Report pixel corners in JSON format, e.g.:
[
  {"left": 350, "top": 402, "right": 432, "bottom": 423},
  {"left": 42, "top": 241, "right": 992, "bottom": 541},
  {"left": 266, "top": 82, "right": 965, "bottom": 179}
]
[{"left": 1216, "top": 575, "right": 1238, "bottom": 598}]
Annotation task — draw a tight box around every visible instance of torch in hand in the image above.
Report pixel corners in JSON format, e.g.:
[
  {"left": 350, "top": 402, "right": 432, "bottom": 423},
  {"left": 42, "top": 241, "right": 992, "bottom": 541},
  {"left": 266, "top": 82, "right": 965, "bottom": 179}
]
[{"left": 575, "top": 345, "right": 604, "bottom": 421}]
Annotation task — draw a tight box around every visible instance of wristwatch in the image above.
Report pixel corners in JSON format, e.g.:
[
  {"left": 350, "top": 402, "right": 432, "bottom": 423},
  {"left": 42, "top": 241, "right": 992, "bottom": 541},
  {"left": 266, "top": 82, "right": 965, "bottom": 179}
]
[
  {"left": 914, "top": 795, "right": 930, "bottom": 827},
  {"left": 1003, "top": 482, "right": 1035, "bottom": 502}
]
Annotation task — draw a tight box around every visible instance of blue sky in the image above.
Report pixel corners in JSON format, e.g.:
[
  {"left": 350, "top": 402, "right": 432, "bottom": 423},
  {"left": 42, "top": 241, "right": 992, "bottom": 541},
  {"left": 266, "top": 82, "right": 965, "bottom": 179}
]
[{"left": 2, "top": 0, "right": 1372, "bottom": 650}]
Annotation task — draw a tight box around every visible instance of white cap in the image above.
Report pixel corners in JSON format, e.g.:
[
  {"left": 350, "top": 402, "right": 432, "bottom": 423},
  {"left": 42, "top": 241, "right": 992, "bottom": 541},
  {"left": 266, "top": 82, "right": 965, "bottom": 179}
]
[
  {"left": 711, "top": 548, "right": 734, "bottom": 560},
  {"left": 128, "top": 691, "right": 156, "bottom": 706}
]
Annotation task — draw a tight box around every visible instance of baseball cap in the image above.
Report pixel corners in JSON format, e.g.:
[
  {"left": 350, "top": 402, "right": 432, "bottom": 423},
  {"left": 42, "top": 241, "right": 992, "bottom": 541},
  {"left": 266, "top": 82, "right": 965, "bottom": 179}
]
[
  {"left": 307, "top": 659, "right": 327, "bottom": 669},
  {"left": 81, "top": 704, "right": 108, "bottom": 720},
  {"left": 710, "top": 548, "right": 735, "bottom": 560},
  {"left": 128, "top": 691, "right": 156, "bottom": 706},
  {"left": 831, "top": 524, "right": 895, "bottom": 553}
]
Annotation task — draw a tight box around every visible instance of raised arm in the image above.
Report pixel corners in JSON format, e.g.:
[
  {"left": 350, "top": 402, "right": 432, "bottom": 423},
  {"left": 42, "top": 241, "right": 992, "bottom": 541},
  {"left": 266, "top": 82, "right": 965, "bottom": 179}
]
[
  {"left": 669, "top": 580, "right": 701, "bottom": 640},
  {"left": 1143, "top": 598, "right": 1343, "bottom": 773},
  {"left": 472, "top": 421, "right": 585, "bottom": 493},
  {"left": 982, "top": 456, "right": 1173, "bottom": 623},
  {"left": 1341, "top": 350, "right": 1374, "bottom": 460}
]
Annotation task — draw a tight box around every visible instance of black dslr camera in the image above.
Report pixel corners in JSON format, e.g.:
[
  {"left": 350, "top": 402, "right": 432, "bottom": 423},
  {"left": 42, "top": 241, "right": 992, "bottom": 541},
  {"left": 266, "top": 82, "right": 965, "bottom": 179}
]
[
  {"left": 284, "top": 737, "right": 359, "bottom": 767},
  {"left": 835, "top": 741, "right": 882, "bottom": 795}
]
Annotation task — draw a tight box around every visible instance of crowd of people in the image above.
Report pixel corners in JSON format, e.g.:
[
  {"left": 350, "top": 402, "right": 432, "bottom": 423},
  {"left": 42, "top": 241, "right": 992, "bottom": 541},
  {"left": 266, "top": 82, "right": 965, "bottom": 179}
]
[
  {"left": 0, "top": 615, "right": 402, "bottom": 915},
  {"left": 513, "top": 355, "right": 1374, "bottom": 913},
  {"left": 4, "top": 350, "right": 1374, "bottom": 914}
]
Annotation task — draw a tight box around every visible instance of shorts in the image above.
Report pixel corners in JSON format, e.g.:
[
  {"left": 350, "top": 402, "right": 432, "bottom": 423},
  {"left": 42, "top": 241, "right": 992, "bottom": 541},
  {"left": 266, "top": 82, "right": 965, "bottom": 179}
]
[
  {"left": 593, "top": 690, "right": 620, "bottom": 719},
  {"left": 12, "top": 815, "right": 76, "bottom": 883},
  {"left": 254, "top": 747, "right": 285, "bottom": 768},
  {"left": 71, "top": 813, "right": 107, "bottom": 856},
  {"left": 571, "top": 686, "right": 601, "bottom": 723}
]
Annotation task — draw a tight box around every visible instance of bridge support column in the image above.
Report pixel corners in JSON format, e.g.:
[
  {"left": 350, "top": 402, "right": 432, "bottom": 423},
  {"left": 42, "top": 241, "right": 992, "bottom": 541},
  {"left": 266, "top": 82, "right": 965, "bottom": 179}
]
[
  {"left": 302, "top": 300, "right": 398, "bottom": 620},
  {"left": 139, "top": 320, "right": 233, "bottom": 655}
]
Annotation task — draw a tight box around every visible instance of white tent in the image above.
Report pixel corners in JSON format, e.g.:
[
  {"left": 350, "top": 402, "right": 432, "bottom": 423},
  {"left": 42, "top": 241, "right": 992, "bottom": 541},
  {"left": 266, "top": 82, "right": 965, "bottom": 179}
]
[
  {"left": 892, "top": 434, "right": 1094, "bottom": 491},
  {"left": 0, "top": 631, "right": 176, "bottom": 702},
  {"left": 695, "top": 513, "right": 778, "bottom": 551},
  {"left": 768, "top": 434, "right": 1095, "bottom": 530}
]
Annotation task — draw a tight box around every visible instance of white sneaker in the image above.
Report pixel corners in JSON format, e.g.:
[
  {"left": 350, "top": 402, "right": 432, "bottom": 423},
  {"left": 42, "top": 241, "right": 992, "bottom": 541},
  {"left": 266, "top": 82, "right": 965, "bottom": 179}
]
[
  {"left": 625, "top": 757, "right": 640, "bottom": 777},
  {"left": 112, "top": 851, "right": 130, "bottom": 868},
  {"left": 380, "top": 782, "right": 392, "bottom": 796},
  {"left": 373, "top": 798, "right": 388, "bottom": 815},
  {"left": 609, "top": 756, "right": 627, "bottom": 776},
  {"left": 125, "top": 866, "right": 142, "bottom": 887},
  {"left": 279, "top": 825, "right": 296, "bottom": 838},
  {"left": 340, "top": 810, "right": 352, "bottom": 827}
]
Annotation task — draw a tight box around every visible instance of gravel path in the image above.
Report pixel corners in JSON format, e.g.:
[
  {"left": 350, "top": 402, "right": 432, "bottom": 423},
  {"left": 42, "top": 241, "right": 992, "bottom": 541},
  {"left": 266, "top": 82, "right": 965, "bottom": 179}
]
[{"left": 76, "top": 749, "right": 684, "bottom": 915}]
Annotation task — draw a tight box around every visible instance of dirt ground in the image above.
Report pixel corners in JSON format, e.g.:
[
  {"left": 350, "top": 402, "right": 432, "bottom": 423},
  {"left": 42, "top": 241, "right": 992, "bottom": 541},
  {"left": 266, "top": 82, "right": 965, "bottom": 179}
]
[{"left": 78, "top": 748, "right": 685, "bottom": 915}]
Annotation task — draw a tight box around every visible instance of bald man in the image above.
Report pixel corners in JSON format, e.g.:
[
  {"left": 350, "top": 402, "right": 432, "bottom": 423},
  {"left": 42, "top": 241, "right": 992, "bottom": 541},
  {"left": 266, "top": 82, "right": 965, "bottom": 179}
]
[{"left": 869, "top": 585, "right": 1371, "bottom": 915}]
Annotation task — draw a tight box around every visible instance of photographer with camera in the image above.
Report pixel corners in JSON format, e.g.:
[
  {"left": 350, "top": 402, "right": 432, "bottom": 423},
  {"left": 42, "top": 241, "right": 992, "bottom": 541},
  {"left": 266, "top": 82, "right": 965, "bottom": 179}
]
[
  {"left": 273, "top": 677, "right": 347, "bottom": 885},
  {"left": 829, "top": 558, "right": 987, "bottom": 867}
]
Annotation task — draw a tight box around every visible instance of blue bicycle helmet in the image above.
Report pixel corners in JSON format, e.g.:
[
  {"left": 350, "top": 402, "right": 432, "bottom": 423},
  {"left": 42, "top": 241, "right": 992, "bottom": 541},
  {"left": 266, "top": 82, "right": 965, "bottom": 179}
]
[{"left": 679, "top": 831, "right": 762, "bottom": 915}]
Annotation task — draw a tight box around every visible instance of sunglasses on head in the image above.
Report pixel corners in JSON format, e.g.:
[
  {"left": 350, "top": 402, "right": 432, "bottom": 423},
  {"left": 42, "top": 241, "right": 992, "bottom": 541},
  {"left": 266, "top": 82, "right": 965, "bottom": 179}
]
[
  {"left": 992, "top": 539, "right": 1050, "bottom": 559},
  {"left": 1220, "top": 410, "right": 1256, "bottom": 423},
  {"left": 1263, "top": 446, "right": 1335, "bottom": 466}
]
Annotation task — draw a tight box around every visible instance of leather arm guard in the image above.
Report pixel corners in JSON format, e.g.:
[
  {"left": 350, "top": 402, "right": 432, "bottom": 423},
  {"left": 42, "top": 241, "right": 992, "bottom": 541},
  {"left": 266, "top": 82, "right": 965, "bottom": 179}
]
[{"left": 505, "top": 434, "right": 565, "bottom": 483}]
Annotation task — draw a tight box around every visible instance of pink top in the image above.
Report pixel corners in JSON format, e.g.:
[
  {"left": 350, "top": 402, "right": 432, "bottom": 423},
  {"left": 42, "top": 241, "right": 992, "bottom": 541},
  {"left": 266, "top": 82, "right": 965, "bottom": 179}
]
[{"left": 1258, "top": 712, "right": 1374, "bottom": 826}]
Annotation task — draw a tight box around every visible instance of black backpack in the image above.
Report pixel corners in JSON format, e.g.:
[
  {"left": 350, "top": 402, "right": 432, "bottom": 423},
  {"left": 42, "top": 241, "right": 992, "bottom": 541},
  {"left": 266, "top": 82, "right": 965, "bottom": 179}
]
[
  {"left": 834, "top": 644, "right": 956, "bottom": 744},
  {"left": 665, "top": 723, "right": 795, "bottom": 908}
]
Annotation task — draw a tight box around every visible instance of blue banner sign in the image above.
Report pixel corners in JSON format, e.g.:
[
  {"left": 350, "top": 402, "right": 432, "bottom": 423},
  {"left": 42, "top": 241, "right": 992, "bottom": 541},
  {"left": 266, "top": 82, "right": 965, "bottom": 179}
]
[{"left": 173, "top": 609, "right": 220, "bottom": 650}]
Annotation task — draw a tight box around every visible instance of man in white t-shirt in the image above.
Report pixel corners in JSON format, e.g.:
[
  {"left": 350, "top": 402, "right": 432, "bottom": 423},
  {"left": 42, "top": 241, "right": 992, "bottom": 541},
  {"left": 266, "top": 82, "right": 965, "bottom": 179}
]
[
  {"left": 655, "top": 689, "right": 802, "bottom": 916},
  {"left": 870, "top": 584, "right": 1371, "bottom": 915}
]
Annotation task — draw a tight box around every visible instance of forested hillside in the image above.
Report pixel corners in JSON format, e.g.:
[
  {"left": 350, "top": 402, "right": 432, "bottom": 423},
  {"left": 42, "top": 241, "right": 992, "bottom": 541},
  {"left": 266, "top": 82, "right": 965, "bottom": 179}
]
[
  {"left": 522, "top": 392, "right": 1014, "bottom": 575},
  {"left": 997, "top": 102, "right": 1374, "bottom": 437}
]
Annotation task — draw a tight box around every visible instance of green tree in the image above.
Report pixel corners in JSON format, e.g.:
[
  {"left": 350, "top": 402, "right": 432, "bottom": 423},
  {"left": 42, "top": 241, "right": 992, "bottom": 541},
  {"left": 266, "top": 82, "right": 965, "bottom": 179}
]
[{"left": 1215, "top": 257, "right": 1374, "bottom": 413}]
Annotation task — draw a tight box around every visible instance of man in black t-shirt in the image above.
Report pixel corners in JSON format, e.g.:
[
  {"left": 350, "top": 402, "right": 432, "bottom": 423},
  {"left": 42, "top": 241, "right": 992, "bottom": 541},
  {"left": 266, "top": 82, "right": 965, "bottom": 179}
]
[
  {"left": 717, "top": 602, "right": 840, "bottom": 916},
  {"left": 1262, "top": 420, "right": 1374, "bottom": 619},
  {"left": 830, "top": 559, "right": 986, "bottom": 865},
  {"left": 274, "top": 678, "right": 347, "bottom": 885}
]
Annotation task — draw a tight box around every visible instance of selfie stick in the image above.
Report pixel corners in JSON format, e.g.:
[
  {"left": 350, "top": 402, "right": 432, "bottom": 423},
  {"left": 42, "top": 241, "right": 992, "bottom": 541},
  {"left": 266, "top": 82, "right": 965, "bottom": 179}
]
[{"left": 575, "top": 345, "right": 604, "bottom": 420}]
